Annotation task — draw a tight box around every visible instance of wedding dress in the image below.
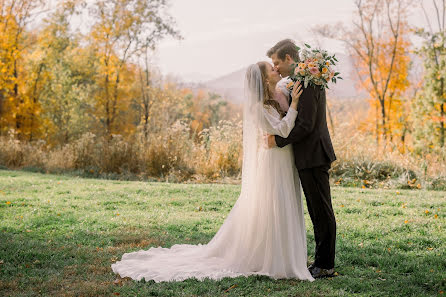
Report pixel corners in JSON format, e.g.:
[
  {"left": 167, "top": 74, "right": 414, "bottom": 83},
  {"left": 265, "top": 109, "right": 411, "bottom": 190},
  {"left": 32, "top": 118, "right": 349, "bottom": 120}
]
[{"left": 111, "top": 64, "right": 315, "bottom": 283}]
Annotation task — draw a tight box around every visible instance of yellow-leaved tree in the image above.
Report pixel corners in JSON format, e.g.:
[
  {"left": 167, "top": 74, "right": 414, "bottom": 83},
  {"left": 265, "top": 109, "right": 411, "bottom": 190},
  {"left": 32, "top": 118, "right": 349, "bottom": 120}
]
[
  {"left": 0, "top": 0, "right": 45, "bottom": 139},
  {"left": 88, "top": 0, "right": 180, "bottom": 137}
]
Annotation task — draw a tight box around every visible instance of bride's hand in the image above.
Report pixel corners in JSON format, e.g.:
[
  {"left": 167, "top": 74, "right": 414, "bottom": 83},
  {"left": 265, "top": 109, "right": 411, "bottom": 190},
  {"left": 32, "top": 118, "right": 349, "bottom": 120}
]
[{"left": 291, "top": 82, "right": 303, "bottom": 108}]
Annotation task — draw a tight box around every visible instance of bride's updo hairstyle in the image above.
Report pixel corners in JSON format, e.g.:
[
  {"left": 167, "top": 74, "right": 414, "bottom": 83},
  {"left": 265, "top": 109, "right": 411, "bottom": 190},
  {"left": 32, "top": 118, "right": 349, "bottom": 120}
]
[{"left": 256, "top": 62, "right": 286, "bottom": 118}]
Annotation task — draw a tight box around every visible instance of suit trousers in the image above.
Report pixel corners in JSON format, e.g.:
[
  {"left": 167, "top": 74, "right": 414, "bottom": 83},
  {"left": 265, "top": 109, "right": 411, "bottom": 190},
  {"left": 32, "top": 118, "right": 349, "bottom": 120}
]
[{"left": 298, "top": 164, "right": 336, "bottom": 269}]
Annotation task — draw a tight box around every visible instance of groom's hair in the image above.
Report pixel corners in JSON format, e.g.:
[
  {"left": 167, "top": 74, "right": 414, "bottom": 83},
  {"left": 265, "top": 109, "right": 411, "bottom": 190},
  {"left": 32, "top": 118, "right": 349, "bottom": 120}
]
[{"left": 267, "top": 39, "right": 300, "bottom": 62}]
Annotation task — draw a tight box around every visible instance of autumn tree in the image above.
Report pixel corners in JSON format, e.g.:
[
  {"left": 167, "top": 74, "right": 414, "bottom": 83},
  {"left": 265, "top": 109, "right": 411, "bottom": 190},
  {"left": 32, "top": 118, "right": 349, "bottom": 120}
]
[
  {"left": 0, "top": 0, "right": 45, "bottom": 139},
  {"left": 32, "top": 0, "right": 98, "bottom": 145},
  {"left": 87, "top": 0, "right": 180, "bottom": 137},
  {"left": 413, "top": 0, "right": 446, "bottom": 151},
  {"left": 313, "top": 0, "right": 413, "bottom": 149}
]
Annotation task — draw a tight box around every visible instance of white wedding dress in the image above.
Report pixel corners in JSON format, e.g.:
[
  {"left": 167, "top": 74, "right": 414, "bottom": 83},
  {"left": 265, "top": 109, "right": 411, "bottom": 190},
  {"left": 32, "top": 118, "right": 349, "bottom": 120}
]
[{"left": 111, "top": 64, "right": 315, "bottom": 283}]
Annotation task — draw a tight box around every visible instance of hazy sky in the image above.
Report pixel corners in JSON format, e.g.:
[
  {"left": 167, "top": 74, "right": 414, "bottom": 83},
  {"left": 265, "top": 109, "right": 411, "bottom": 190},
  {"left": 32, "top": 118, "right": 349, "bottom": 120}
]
[
  {"left": 46, "top": 0, "right": 436, "bottom": 83},
  {"left": 152, "top": 0, "right": 434, "bottom": 82},
  {"left": 154, "top": 0, "right": 355, "bottom": 82}
]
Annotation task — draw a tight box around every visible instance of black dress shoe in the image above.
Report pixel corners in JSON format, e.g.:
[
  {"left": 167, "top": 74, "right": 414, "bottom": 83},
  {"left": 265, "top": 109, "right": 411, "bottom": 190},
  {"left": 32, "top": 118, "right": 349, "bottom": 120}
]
[
  {"left": 308, "top": 263, "right": 316, "bottom": 272},
  {"left": 310, "top": 266, "right": 335, "bottom": 278}
]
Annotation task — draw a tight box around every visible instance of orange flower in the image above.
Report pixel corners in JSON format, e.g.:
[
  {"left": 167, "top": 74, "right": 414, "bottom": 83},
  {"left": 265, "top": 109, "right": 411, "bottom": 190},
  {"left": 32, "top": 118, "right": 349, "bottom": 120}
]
[
  {"left": 425, "top": 210, "right": 429, "bottom": 214},
  {"left": 322, "top": 67, "right": 328, "bottom": 74}
]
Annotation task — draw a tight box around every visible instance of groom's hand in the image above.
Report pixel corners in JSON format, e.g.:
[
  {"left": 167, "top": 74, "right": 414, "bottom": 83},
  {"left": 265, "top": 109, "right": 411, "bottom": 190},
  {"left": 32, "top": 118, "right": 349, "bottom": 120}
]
[{"left": 264, "top": 134, "right": 277, "bottom": 148}]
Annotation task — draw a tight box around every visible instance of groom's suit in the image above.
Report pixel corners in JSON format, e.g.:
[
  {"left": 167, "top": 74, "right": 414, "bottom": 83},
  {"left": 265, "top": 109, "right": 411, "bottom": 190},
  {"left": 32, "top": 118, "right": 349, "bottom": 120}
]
[{"left": 275, "top": 84, "right": 337, "bottom": 269}]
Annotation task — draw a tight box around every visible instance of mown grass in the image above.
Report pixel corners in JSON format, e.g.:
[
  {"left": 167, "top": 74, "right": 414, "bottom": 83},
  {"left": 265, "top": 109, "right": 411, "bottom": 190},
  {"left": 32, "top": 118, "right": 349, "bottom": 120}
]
[{"left": 0, "top": 169, "right": 445, "bottom": 297}]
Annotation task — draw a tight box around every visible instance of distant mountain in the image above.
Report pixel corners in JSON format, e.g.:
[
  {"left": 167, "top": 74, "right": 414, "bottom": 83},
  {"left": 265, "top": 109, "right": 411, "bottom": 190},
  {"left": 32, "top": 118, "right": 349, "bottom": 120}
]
[
  {"left": 202, "top": 53, "right": 368, "bottom": 104},
  {"left": 204, "top": 68, "right": 247, "bottom": 104}
]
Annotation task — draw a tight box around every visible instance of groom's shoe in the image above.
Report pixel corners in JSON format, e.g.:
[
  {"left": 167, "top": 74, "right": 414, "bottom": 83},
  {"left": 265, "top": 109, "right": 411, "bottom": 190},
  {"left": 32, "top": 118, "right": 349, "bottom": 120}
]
[
  {"left": 308, "top": 263, "right": 316, "bottom": 273},
  {"left": 310, "top": 266, "right": 335, "bottom": 279}
]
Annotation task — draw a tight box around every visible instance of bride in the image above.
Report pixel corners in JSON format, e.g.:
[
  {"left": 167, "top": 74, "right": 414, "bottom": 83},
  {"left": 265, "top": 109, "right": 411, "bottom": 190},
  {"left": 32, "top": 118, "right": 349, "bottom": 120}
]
[{"left": 111, "top": 61, "right": 315, "bottom": 283}]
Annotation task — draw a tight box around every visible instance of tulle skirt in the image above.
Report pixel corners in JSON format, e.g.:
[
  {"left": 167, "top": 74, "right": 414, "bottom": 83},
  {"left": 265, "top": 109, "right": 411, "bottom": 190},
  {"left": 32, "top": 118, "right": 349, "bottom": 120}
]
[{"left": 111, "top": 145, "right": 315, "bottom": 282}]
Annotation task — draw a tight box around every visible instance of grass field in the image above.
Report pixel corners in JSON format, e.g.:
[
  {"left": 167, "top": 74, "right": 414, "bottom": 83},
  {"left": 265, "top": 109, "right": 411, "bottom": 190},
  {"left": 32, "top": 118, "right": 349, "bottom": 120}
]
[{"left": 0, "top": 169, "right": 445, "bottom": 296}]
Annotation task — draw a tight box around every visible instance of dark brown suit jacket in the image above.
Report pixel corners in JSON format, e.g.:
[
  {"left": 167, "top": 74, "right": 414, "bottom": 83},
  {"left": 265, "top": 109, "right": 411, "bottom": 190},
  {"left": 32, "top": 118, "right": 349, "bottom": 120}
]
[{"left": 275, "top": 84, "right": 336, "bottom": 170}]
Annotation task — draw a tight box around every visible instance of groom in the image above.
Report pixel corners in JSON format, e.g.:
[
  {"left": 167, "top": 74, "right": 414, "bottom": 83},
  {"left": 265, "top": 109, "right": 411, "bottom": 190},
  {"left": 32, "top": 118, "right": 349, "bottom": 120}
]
[{"left": 265, "top": 39, "right": 337, "bottom": 278}]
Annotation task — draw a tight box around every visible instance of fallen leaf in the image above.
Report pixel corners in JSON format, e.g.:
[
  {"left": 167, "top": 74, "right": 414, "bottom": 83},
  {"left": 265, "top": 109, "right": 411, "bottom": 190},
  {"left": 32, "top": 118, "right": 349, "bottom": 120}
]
[{"left": 224, "top": 284, "right": 238, "bottom": 293}]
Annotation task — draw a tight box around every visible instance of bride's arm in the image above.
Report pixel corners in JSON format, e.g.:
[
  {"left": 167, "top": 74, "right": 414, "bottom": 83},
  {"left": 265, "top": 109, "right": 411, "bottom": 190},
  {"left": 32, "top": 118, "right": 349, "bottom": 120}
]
[{"left": 262, "top": 106, "right": 298, "bottom": 138}]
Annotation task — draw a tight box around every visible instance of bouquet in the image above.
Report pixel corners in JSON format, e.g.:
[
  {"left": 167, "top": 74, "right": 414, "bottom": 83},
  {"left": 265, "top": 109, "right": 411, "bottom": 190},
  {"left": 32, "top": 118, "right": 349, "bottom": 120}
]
[{"left": 287, "top": 43, "right": 342, "bottom": 90}]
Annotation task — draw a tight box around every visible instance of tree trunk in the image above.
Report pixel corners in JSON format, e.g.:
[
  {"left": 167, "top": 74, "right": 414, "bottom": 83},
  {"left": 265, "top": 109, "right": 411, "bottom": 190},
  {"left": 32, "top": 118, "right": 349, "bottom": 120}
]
[
  {"left": 105, "top": 73, "right": 110, "bottom": 136},
  {"left": 29, "top": 64, "right": 43, "bottom": 141},
  {"left": 379, "top": 98, "right": 388, "bottom": 147},
  {"left": 440, "top": 78, "right": 445, "bottom": 147},
  {"left": 376, "top": 101, "right": 379, "bottom": 146}
]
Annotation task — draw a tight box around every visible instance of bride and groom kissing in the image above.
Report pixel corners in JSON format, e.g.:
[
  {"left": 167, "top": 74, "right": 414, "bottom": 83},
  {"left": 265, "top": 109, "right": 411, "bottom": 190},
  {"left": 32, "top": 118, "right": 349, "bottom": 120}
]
[{"left": 111, "top": 39, "right": 337, "bottom": 282}]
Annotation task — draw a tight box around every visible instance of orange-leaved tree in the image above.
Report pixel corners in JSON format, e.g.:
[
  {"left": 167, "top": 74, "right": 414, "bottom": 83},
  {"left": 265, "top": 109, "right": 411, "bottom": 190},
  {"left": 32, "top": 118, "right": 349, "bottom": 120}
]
[{"left": 347, "top": 0, "right": 412, "bottom": 148}]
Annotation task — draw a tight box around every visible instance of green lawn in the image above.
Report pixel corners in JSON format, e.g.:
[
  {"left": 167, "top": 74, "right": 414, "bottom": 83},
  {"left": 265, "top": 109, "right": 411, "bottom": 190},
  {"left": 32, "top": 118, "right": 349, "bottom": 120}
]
[{"left": 0, "top": 169, "right": 445, "bottom": 297}]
